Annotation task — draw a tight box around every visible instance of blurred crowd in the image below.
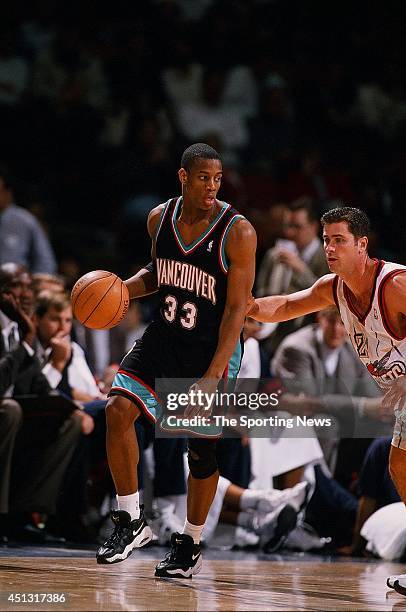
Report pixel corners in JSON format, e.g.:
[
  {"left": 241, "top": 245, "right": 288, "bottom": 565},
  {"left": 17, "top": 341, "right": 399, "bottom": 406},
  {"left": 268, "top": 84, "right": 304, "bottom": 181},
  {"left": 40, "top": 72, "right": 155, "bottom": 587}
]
[{"left": 0, "top": 0, "right": 405, "bottom": 559}]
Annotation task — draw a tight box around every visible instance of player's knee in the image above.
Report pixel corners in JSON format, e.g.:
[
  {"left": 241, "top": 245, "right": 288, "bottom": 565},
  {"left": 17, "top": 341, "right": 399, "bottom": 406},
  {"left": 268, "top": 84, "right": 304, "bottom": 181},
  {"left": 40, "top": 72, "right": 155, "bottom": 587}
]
[
  {"left": 187, "top": 439, "right": 218, "bottom": 479},
  {"left": 106, "top": 396, "right": 139, "bottom": 433}
]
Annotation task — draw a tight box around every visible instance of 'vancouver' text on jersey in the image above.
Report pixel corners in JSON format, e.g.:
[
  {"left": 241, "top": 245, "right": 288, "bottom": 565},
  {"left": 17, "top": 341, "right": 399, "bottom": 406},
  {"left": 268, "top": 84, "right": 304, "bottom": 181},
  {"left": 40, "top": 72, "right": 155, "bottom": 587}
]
[{"left": 154, "top": 197, "right": 244, "bottom": 343}]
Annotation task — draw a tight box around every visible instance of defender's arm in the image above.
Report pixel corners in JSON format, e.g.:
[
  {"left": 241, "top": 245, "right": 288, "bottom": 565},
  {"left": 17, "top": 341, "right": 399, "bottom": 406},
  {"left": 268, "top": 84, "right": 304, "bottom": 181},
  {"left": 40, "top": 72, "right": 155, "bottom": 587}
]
[{"left": 248, "top": 274, "right": 336, "bottom": 323}]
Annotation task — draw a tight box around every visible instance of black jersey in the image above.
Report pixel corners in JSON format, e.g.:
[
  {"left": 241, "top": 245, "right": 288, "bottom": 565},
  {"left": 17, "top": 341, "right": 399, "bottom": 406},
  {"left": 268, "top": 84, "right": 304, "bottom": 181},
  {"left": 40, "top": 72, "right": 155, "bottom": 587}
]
[{"left": 154, "top": 196, "right": 245, "bottom": 346}]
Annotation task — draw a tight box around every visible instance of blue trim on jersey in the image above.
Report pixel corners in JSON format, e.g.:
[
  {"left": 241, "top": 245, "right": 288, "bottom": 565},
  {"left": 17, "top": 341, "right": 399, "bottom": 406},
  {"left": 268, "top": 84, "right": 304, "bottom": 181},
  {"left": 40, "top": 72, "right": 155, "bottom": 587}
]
[
  {"left": 220, "top": 215, "right": 245, "bottom": 272},
  {"left": 172, "top": 198, "right": 230, "bottom": 253},
  {"left": 110, "top": 372, "right": 158, "bottom": 421},
  {"left": 228, "top": 339, "right": 243, "bottom": 378},
  {"left": 155, "top": 199, "right": 171, "bottom": 240}
]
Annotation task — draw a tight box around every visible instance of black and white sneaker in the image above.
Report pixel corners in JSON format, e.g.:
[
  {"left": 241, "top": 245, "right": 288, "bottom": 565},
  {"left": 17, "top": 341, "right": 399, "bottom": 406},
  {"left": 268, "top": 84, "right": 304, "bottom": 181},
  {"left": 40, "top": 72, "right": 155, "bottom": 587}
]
[
  {"left": 96, "top": 509, "right": 152, "bottom": 564},
  {"left": 256, "top": 504, "right": 298, "bottom": 553},
  {"left": 155, "top": 533, "right": 202, "bottom": 578}
]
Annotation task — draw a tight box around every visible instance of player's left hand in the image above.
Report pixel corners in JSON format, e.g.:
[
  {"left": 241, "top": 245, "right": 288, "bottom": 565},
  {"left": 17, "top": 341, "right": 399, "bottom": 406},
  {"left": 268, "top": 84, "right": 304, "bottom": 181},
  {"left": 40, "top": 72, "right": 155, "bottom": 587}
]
[
  {"left": 382, "top": 376, "right": 406, "bottom": 413},
  {"left": 184, "top": 378, "right": 219, "bottom": 418}
]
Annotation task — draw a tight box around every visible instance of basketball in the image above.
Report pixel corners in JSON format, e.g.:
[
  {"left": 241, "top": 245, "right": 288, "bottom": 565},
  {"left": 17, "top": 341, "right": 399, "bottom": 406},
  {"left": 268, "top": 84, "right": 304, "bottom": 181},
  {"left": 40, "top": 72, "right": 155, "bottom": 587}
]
[{"left": 71, "top": 270, "right": 130, "bottom": 329}]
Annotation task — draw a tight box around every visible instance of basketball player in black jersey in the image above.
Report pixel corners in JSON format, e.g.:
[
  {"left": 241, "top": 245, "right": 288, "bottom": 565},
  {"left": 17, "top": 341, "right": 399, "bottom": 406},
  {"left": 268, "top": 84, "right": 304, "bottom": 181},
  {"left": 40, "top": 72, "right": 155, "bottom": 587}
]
[{"left": 96, "top": 143, "right": 257, "bottom": 577}]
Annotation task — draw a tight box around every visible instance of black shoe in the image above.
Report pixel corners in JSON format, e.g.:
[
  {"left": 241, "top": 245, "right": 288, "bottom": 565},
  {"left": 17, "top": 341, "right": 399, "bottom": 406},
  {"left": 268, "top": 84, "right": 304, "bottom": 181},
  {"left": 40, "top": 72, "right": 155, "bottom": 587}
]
[
  {"left": 155, "top": 533, "right": 202, "bottom": 578},
  {"left": 262, "top": 504, "right": 298, "bottom": 553},
  {"left": 96, "top": 509, "right": 152, "bottom": 564},
  {"left": 12, "top": 523, "right": 66, "bottom": 544}
]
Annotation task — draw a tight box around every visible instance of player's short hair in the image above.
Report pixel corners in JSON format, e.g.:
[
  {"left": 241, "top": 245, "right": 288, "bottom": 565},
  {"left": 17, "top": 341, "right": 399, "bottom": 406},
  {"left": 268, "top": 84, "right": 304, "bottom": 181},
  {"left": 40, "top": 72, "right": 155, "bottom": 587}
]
[
  {"left": 35, "top": 290, "right": 71, "bottom": 318},
  {"left": 181, "top": 143, "right": 221, "bottom": 171},
  {"left": 321, "top": 207, "right": 370, "bottom": 238}
]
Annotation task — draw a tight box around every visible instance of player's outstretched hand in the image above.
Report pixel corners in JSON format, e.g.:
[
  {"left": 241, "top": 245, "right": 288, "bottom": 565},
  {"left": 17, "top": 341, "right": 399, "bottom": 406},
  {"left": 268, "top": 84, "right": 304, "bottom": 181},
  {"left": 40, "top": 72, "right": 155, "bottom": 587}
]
[{"left": 185, "top": 378, "right": 219, "bottom": 418}]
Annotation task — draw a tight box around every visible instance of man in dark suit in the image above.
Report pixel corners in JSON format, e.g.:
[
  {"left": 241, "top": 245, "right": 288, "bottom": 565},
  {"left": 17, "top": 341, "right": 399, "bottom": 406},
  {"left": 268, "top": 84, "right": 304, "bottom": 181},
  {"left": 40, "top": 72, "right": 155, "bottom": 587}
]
[
  {"left": 271, "top": 306, "right": 393, "bottom": 483},
  {"left": 0, "top": 263, "right": 82, "bottom": 542}
]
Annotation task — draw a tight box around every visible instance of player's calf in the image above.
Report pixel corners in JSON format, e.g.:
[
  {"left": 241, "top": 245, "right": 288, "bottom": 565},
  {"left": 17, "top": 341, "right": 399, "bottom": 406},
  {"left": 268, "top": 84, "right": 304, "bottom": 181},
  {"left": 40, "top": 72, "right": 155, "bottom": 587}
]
[{"left": 96, "top": 508, "right": 152, "bottom": 564}]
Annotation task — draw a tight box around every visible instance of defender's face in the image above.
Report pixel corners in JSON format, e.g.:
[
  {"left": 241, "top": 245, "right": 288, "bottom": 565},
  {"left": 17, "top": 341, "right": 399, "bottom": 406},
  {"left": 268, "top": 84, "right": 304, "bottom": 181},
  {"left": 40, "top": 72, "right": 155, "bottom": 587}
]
[
  {"left": 37, "top": 306, "right": 73, "bottom": 346},
  {"left": 323, "top": 222, "right": 365, "bottom": 275},
  {"left": 179, "top": 158, "right": 223, "bottom": 210}
]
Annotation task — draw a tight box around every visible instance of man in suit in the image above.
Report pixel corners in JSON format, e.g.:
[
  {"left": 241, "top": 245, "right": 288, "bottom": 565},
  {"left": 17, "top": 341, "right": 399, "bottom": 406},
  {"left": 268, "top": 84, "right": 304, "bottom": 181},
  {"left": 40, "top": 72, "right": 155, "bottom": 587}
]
[
  {"left": 256, "top": 199, "right": 329, "bottom": 357},
  {"left": 0, "top": 262, "right": 82, "bottom": 541},
  {"left": 271, "top": 306, "right": 392, "bottom": 480}
]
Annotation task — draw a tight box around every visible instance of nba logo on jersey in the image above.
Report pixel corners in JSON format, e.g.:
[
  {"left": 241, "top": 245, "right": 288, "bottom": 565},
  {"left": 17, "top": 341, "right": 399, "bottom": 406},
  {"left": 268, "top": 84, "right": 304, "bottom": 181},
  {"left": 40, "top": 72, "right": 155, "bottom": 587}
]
[
  {"left": 207, "top": 240, "right": 213, "bottom": 252},
  {"left": 373, "top": 308, "right": 379, "bottom": 320}
]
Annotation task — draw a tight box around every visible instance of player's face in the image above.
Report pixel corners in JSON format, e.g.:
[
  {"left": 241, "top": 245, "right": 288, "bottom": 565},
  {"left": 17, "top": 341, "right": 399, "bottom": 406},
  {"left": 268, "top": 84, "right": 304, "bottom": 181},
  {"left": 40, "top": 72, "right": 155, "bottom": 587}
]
[
  {"left": 318, "top": 311, "right": 346, "bottom": 348},
  {"left": 180, "top": 159, "right": 223, "bottom": 210},
  {"left": 37, "top": 306, "right": 73, "bottom": 345},
  {"left": 323, "top": 222, "right": 366, "bottom": 275}
]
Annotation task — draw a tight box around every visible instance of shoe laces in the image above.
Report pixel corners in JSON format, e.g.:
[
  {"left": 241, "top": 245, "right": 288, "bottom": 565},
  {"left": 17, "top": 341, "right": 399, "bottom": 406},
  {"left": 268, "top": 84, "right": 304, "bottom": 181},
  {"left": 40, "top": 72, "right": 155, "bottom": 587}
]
[{"left": 104, "top": 523, "right": 126, "bottom": 547}]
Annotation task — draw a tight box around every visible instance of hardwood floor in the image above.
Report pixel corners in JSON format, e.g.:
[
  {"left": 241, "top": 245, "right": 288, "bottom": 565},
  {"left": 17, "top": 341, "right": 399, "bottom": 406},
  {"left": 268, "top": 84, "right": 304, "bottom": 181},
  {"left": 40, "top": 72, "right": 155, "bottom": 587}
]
[{"left": 1, "top": 555, "right": 406, "bottom": 610}]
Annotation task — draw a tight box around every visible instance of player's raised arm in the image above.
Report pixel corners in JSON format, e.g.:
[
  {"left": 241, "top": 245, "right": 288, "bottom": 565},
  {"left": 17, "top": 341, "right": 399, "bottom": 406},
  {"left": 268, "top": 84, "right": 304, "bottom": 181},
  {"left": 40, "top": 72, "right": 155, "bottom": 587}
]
[
  {"left": 204, "top": 218, "right": 257, "bottom": 379},
  {"left": 248, "top": 274, "right": 336, "bottom": 323},
  {"left": 124, "top": 204, "right": 164, "bottom": 299}
]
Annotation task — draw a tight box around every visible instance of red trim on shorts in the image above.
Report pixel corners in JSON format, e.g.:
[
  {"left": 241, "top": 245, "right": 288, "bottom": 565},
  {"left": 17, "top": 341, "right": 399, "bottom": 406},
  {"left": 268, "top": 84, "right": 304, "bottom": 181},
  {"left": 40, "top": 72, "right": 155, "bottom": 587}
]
[
  {"left": 109, "top": 386, "right": 156, "bottom": 423},
  {"left": 117, "top": 369, "right": 159, "bottom": 400},
  {"left": 378, "top": 269, "right": 406, "bottom": 341},
  {"left": 332, "top": 275, "right": 340, "bottom": 311},
  {"left": 343, "top": 259, "right": 384, "bottom": 324}
]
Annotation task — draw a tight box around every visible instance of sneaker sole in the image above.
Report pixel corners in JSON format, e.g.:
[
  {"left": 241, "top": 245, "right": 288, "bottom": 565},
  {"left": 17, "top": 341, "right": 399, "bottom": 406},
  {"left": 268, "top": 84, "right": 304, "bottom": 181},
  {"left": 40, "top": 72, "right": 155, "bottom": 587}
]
[
  {"left": 154, "top": 554, "right": 202, "bottom": 578},
  {"left": 97, "top": 525, "right": 153, "bottom": 565},
  {"left": 387, "top": 577, "right": 396, "bottom": 589},
  {"left": 394, "top": 580, "right": 406, "bottom": 596},
  {"left": 263, "top": 505, "right": 297, "bottom": 553}
]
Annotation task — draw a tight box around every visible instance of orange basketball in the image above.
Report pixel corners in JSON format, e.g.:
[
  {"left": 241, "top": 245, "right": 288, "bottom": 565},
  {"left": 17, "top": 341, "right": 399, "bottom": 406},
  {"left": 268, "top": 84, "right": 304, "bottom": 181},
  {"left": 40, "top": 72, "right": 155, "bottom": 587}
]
[{"left": 71, "top": 270, "right": 130, "bottom": 329}]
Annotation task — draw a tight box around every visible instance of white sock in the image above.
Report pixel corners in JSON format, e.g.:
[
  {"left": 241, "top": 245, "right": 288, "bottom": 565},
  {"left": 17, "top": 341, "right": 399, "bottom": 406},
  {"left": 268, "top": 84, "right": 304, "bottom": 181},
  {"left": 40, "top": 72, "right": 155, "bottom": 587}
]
[
  {"left": 116, "top": 492, "right": 140, "bottom": 520},
  {"left": 240, "top": 489, "right": 263, "bottom": 510},
  {"left": 182, "top": 519, "right": 204, "bottom": 544}
]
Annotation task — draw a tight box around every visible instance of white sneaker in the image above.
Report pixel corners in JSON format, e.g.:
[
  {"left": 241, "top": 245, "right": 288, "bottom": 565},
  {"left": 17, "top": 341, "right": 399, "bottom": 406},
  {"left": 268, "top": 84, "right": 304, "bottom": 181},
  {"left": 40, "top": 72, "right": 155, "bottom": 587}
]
[
  {"left": 256, "top": 482, "right": 309, "bottom": 514},
  {"left": 150, "top": 505, "right": 184, "bottom": 546},
  {"left": 234, "top": 527, "right": 259, "bottom": 548},
  {"left": 388, "top": 573, "right": 406, "bottom": 595},
  {"left": 284, "top": 522, "right": 331, "bottom": 552}
]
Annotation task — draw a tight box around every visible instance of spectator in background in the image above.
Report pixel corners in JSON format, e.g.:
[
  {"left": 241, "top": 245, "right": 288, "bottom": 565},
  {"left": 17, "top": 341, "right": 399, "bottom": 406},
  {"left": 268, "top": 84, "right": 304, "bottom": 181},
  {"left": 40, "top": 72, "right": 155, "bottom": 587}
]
[
  {"left": 176, "top": 67, "right": 248, "bottom": 165},
  {"left": 0, "top": 165, "right": 57, "bottom": 273},
  {"left": 272, "top": 306, "right": 391, "bottom": 473},
  {"left": 34, "top": 291, "right": 101, "bottom": 411},
  {"left": 0, "top": 263, "right": 82, "bottom": 541},
  {"left": 31, "top": 273, "right": 65, "bottom": 296},
  {"left": 349, "top": 437, "right": 400, "bottom": 556},
  {"left": 256, "top": 199, "right": 329, "bottom": 358}
]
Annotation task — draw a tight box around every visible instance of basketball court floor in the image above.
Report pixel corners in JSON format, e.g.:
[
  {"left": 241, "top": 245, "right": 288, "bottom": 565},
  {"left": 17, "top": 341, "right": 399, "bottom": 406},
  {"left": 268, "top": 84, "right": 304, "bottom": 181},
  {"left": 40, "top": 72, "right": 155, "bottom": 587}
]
[{"left": 1, "top": 544, "right": 406, "bottom": 611}]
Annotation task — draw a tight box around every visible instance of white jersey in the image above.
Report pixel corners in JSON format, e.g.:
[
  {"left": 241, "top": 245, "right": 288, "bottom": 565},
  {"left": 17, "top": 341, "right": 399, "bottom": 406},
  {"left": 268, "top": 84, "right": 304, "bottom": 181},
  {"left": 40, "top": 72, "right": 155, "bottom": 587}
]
[{"left": 334, "top": 260, "right": 406, "bottom": 393}]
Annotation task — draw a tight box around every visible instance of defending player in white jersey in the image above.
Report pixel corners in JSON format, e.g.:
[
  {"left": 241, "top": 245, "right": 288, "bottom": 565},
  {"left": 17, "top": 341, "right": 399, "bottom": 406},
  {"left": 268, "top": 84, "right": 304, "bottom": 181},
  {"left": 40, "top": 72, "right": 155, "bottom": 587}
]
[{"left": 247, "top": 206, "right": 406, "bottom": 595}]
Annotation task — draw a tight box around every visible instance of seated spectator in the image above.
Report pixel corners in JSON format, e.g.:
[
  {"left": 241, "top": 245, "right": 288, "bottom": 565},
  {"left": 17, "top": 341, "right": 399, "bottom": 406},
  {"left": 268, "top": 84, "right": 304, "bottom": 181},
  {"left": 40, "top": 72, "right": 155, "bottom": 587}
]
[
  {"left": 256, "top": 198, "right": 329, "bottom": 357},
  {"left": 349, "top": 437, "right": 400, "bottom": 556},
  {"left": 272, "top": 306, "right": 391, "bottom": 471},
  {"left": 31, "top": 273, "right": 66, "bottom": 296},
  {"left": 0, "top": 263, "right": 82, "bottom": 542},
  {"left": 0, "top": 165, "right": 57, "bottom": 273},
  {"left": 34, "top": 291, "right": 102, "bottom": 408}
]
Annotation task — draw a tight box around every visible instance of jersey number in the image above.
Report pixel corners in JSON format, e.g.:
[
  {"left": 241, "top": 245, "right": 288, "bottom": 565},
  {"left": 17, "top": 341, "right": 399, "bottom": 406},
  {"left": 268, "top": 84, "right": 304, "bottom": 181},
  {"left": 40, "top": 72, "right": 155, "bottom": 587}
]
[{"left": 164, "top": 295, "right": 197, "bottom": 330}]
